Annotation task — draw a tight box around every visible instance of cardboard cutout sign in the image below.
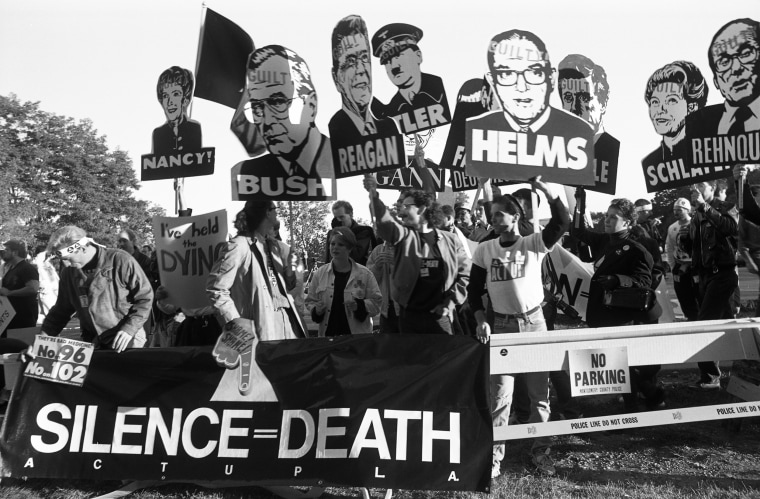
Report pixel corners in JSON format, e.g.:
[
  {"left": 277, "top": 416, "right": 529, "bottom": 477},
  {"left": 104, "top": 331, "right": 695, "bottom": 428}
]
[
  {"left": 153, "top": 210, "right": 228, "bottom": 310},
  {"left": 441, "top": 78, "right": 495, "bottom": 192},
  {"left": 642, "top": 61, "right": 711, "bottom": 192},
  {"left": 142, "top": 66, "right": 215, "bottom": 181},
  {"left": 370, "top": 23, "right": 452, "bottom": 134},
  {"left": 231, "top": 45, "right": 337, "bottom": 201},
  {"left": 373, "top": 129, "right": 446, "bottom": 192},
  {"left": 557, "top": 54, "right": 619, "bottom": 195},
  {"left": 465, "top": 30, "right": 595, "bottom": 186},
  {"left": 686, "top": 18, "right": 760, "bottom": 183},
  {"left": 328, "top": 15, "right": 406, "bottom": 178},
  {"left": 0, "top": 296, "right": 16, "bottom": 336}
]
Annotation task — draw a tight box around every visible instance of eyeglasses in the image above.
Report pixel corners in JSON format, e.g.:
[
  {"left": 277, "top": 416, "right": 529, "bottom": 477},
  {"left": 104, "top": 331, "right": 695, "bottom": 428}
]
[
  {"left": 714, "top": 45, "right": 758, "bottom": 73},
  {"left": 493, "top": 66, "right": 549, "bottom": 86},
  {"left": 339, "top": 52, "right": 370, "bottom": 72},
  {"left": 247, "top": 96, "right": 296, "bottom": 121}
]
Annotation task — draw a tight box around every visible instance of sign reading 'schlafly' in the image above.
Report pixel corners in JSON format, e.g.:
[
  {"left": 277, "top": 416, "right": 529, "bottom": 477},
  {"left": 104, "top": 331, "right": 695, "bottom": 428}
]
[{"left": 0, "top": 335, "right": 491, "bottom": 492}]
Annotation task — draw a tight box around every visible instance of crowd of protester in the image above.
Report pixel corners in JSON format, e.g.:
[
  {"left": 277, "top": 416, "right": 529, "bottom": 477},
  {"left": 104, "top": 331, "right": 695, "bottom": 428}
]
[{"left": 2, "top": 164, "right": 760, "bottom": 478}]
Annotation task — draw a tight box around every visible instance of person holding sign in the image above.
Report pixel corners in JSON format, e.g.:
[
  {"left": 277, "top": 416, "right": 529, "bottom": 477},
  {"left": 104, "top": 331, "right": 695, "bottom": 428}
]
[
  {"left": 207, "top": 201, "right": 305, "bottom": 397},
  {"left": 363, "top": 176, "right": 469, "bottom": 335},
  {"left": 40, "top": 226, "right": 153, "bottom": 351},
  {"left": 678, "top": 180, "right": 739, "bottom": 389},
  {"left": 466, "top": 177, "right": 568, "bottom": 478},
  {"left": 306, "top": 227, "right": 382, "bottom": 336},
  {"left": 572, "top": 194, "right": 667, "bottom": 410}
]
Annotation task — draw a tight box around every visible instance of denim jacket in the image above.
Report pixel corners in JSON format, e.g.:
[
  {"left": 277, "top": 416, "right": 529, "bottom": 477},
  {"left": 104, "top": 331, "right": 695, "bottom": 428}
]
[
  {"left": 42, "top": 248, "right": 153, "bottom": 348},
  {"left": 371, "top": 194, "right": 470, "bottom": 313},
  {"left": 305, "top": 260, "right": 382, "bottom": 336}
]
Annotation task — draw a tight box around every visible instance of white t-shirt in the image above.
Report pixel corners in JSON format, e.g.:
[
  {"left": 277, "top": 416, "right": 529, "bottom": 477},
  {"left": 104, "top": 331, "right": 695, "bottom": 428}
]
[{"left": 472, "top": 233, "right": 549, "bottom": 315}]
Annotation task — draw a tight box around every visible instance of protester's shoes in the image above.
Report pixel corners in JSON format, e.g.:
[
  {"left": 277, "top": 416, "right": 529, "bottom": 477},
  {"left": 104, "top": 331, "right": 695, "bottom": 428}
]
[
  {"left": 696, "top": 379, "right": 721, "bottom": 390},
  {"left": 530, "top": 450, "right": 556, "bottom": 476},
  {"left": 644, "top": 387, "right": 666, "bottom": 410},
  {"left": 491, "top": 463, "right": 501, "bottom": 479}
]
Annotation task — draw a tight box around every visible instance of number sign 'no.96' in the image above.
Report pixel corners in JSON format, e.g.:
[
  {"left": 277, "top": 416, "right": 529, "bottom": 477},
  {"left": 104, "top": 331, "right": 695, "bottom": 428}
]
[{"left": 24, "top": 336, "right": 94, "bottom": 387}]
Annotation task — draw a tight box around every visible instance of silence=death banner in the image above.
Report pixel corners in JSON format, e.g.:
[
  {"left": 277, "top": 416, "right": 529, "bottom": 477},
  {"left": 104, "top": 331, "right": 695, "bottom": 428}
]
[{"left": 0, "top": 335, "right": 491, "bottom": 492}]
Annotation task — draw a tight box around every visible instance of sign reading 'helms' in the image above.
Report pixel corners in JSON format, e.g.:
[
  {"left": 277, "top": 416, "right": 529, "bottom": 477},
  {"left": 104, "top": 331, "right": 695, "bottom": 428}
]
[{"left": 142, "top": 67, "right": 215, "bottom": 181}]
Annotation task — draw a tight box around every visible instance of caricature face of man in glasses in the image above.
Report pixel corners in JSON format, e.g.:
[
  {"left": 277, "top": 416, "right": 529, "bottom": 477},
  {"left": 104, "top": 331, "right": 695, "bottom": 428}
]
[
  {"left": 248, "top": 54, "right": 315, "bottom": 158},
  {"left": 710, "top": 20, "right": 760, "bottom": 106},
  {"left": 334, "top": 33, "right": 373, "bottom": 116},
  {"left": 490, "top": 36, "right": 554, "bottom": 127}
]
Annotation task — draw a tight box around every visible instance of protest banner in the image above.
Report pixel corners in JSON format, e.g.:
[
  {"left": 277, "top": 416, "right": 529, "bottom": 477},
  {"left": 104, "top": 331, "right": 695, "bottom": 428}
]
[
  {"left": 0, "top": 296, "right": 16, "bottom": 336},
  {"left": 568, "top": 347, "right": 631, "bottom": 397},
  {"left": 542, "top": 244, "right": 593, "bottom": 321},
  {"left": 152, "top": 210, "right": 228, "bottom": 310},
  {"left": 0, "top": 335, "right": 491, "bottom": 492}
]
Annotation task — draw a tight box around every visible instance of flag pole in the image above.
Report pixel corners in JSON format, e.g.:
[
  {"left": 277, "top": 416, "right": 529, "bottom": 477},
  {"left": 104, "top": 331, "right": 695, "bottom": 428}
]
[{"left": 174, "top": 2, "right": 207, "bottom": 216}]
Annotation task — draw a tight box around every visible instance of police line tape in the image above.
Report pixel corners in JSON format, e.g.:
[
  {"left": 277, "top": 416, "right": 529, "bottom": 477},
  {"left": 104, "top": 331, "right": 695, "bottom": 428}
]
[{"left": 494, "top": 400, "right": 760, "bottom": 440}]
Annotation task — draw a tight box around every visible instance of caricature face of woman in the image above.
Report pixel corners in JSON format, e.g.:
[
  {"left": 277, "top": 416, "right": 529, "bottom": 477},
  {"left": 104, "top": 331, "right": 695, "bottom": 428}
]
[{"left": 648, "top": 82, "right": 687, "bottom": 137}]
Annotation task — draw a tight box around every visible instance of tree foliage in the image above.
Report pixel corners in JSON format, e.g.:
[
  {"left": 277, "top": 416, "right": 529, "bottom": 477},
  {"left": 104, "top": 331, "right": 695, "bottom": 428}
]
[
  {"left": 0, "top": 94, "right": 164, "bottom": 250},
  {"left": 276, "top": 201, "right": 332, "bottom": 267}
]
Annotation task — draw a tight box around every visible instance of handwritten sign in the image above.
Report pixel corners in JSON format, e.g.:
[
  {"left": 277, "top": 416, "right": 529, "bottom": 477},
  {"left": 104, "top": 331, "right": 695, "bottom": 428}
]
[
  {"left": 0, "top": 297, "right": 16, "bottom": 336},
  {"left": 568, "top": 347, "right": 630, "bottom": 397},
  {"left": 153, "top": 210, "right": 228, "bottom": 310},
  {"left": 24, "top": 336, "right": 93, "bottom": 387}
]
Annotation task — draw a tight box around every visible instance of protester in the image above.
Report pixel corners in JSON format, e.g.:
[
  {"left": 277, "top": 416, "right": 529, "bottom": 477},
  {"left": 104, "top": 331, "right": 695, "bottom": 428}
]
[
  {"left": 324, "top": 201, "right": 377, "bottom": 266},
  {"left": 633, "top": 198, "right": 665, "bottom": 254},
  {"left": 366, "top": 242, "right": 399, "bottom": 333},
  {"left": 679, "top": 180, "right": 739, "bottom": 389},
  {"left": 306, "top": 227, "right": 382, "bottom": 336},
  {"left": 469, "top": 200, "right": 491, "bottom": 242},
  {"left": 467, "top": 176, "right": 568, "bottom": 478},
  {"left": 31, "top": 246, "right": 59, "bottom": 323},
  {"left": 207, "top": 200, "right": 306, "bottom": 341},
  {"left": 734, "top": 165, "right": 760, "bottom": 316},
  {"left": 665, "top": 198, "right": 700, "bottom": 321},
  {"left": 40, "top": 226, "right": 153, "bottom": 351},
  {"left": 117, "top": 228, "right": 153, "bottom": 279},
  {"left": 0, "top": 240, "right": 40, "bottom": 331},
  {"left": 364, "top": 176, "right": 469, "bottom": 335},
  {"left": 153, "top": 284, "right": 222, "bottom": 346},
  {"left": 572, "top": 194, "right": 665, "bottom": 412}
]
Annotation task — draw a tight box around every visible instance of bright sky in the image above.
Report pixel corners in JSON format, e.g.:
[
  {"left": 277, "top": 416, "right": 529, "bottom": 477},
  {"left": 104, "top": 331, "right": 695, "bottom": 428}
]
[{"left": 1, "top": 0, "right": 756, "bottom": 232}]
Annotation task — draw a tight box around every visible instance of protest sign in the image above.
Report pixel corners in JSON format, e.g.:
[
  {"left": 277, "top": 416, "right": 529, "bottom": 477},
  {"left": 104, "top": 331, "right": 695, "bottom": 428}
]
[
  {"left": 142, "top": 66, "right": 215, "bottom": 181},
  {"left": 23, "top": 336, "right": 94, "bottom": 387},
  {"left": 370, "top": 23, "right": 452, "bottom": 135},
  {"left": 568, "top": 347, "right": 631, "bottom": 397},
  {"left": 0, "top": 335, "right": 491, "bottom": 492},
  {"left": 328, "top": 16, "right": 406, "bottom": 179},
  {"left": 542, "top": 245, "right": 593, "bottom": 321},
  {"left": 0, "top": 296, "right": 16, "bottom": 336},
  {"left": 152, "top": 210, "right": 228, "bottom": 310},
  {"left": 465, "top": 30, "right": 595, "bottom": 186}
]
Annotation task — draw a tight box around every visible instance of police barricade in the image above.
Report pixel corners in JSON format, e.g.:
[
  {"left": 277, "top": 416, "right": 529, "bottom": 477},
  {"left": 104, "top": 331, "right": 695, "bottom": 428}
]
[{"left": 490, "top": 318, "right": 760, "bottom": 440}]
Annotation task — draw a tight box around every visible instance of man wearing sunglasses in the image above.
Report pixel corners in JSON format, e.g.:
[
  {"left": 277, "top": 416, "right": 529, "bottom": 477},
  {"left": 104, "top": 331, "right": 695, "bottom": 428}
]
[
  {"left": 465, "top": 29, "right": 594, "bottom": 186},
  {"left": 688, "top": 18, "right": 759, "bottom": 142},
  {"left": 231, "top": 45, "right": 335, "bottom": 201},
  {"left": 39, "top": 226, "right": 153, "bottom": 352}
]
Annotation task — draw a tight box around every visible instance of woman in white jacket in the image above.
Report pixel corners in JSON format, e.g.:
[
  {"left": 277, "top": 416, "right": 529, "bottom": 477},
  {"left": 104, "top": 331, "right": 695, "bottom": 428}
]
[{"left": 306, "top": 227, "right": 382, "bottom": 336}]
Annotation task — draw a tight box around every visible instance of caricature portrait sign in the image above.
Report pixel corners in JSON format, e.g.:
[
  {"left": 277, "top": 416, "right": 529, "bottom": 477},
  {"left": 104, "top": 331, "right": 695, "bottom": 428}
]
[
  {"left": 328, "top": 15, "right": 406, "bottom": 178},
  {"left": 685, "top": 18, "right": 760, "bottom": 183},
  {"left": 641, "top": 61, "right": 711, "bottom": 192},
  {"left": 371, "top": 23, "right": 452, "bottom": 135},
  {"left": 465, "top": 30, "right": 595, "bottom": 186},
  {"left": 373, "top": 129, "right": 447, "bottom": 193},
  {"left": 441, "top": 78, "right": 495, "bottom": 192},
  {"left": 141, "top": 66, "right": 215, "bottom": 181},
  {"left": 231, "top": 45, "right": 337, "bottom": 201},
  {"left": 152, "top": 210, "right": 228, "bottom": 310},
  {"left": 557, "top": 54, "right": 619, "bottom": 195}
]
